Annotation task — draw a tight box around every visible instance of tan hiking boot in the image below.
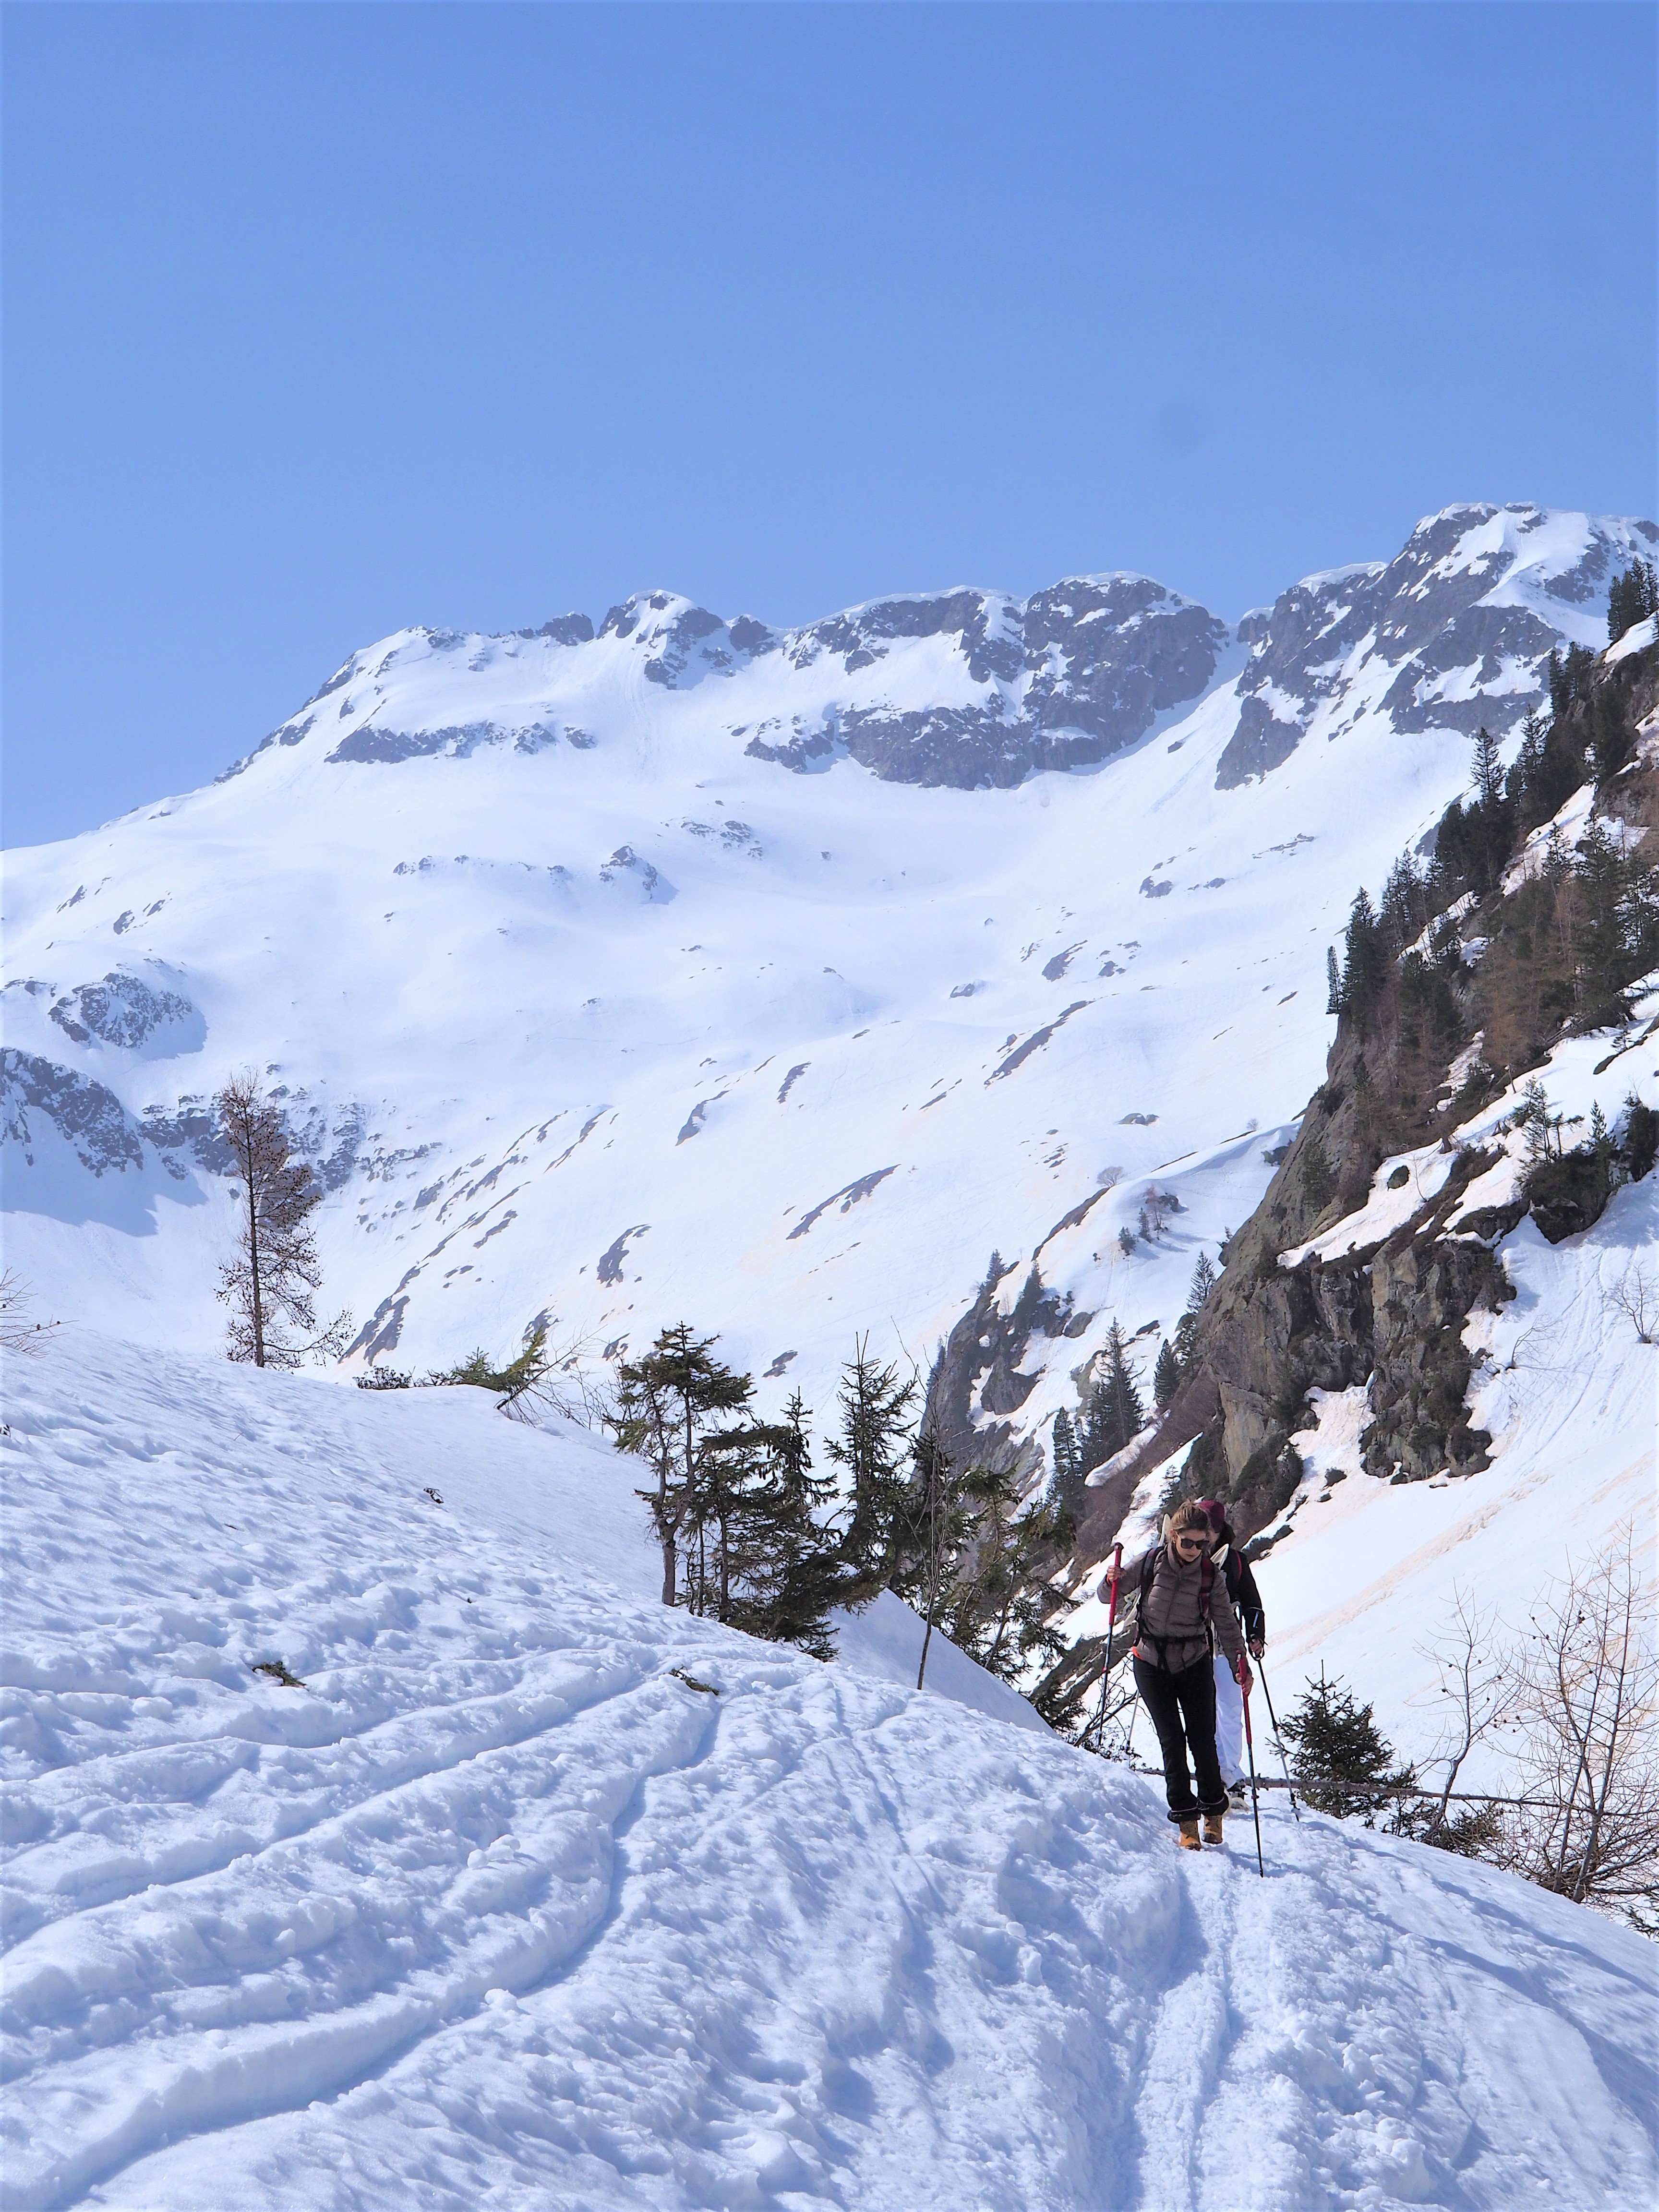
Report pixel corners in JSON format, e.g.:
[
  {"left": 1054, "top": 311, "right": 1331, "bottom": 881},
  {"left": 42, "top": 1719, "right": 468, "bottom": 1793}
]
[
  {"left": 1203, "top": 1812, "right": 1226, "bottom": 1847},
  {"left": 1177, "top": 1817, "right": 1202, "bottom": 1851}
]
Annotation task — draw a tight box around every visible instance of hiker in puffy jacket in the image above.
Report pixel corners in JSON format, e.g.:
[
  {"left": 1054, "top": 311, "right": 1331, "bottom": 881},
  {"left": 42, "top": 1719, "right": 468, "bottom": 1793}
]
[
  {"left": 1197, "top": 1498, "right": 1266, "bottom": 1802},
  {"left": 1111, "top": 1496, "right": 1251, "bottom": 1850}
]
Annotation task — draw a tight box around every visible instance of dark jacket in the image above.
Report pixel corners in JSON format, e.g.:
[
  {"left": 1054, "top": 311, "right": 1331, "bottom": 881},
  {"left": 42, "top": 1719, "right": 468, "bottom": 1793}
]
[
  {"left": 1124, "top": 1536, "right": 1244, "bottom": 1673},
  {"left": 1211, "top": 1528, "right": 1265, "bottom": 1645}
]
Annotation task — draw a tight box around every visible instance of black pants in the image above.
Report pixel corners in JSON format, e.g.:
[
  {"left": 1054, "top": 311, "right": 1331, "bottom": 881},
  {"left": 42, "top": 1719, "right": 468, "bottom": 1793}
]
[{"left": 1134, "top": 1653, "right": 1228, "bottom": 1821}]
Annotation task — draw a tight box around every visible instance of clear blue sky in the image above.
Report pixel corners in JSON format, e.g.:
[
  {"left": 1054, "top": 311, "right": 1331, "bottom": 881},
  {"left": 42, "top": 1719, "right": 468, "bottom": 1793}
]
[{"left": 5, "top": 1, "right": 1655, "bottom": 848}]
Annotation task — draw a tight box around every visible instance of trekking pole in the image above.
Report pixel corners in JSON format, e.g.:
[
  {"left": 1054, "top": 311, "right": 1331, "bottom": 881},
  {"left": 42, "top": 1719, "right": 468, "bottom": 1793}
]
[
  {"left": 1241, "top": 1675, "right": 1266, "bottom": 1878},
  {"left": 1088, "top": 1544, "right": 1123, "bottom": 1752},
  {"left": 1256, "top": 1659, "right": 1300, "bottom": 1822}
]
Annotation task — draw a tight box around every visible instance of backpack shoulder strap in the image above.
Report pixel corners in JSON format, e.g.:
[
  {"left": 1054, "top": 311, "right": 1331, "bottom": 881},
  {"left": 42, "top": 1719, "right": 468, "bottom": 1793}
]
[{"left": 1200, "top": 1553, "right": 1214, "bottom": 1614}]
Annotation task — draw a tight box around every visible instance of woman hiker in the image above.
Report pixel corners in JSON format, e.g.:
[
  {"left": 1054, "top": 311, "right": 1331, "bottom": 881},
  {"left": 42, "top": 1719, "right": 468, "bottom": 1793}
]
[
  {"left": 1196, "top": 1497, "right": 1267, "bottom": 1810},
  {"left": 1110, "top": 1497, "right": 1252, "bottom": 1849}
]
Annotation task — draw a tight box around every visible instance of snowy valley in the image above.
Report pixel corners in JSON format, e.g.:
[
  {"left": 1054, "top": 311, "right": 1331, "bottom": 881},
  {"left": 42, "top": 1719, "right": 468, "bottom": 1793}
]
[{"left": 4, "top": 500, "right": 1659, "bottom": 2209}]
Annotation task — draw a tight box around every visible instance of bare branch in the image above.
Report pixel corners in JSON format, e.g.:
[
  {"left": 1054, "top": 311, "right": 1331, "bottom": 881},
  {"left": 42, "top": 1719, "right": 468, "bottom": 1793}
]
[{"left": 0, "top": 1269, "right": 58, "bottom": 1355}]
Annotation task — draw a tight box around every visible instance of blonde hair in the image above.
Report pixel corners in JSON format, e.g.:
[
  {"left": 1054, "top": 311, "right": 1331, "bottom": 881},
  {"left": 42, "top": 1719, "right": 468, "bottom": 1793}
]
[{"left": 1166, "top": 1499, "right": 1213, "bottom": 1541}]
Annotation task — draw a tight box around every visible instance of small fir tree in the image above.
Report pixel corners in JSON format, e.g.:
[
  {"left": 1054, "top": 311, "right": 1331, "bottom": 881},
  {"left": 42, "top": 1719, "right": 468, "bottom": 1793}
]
[
  {"left": 1051, "top": 1406, "right": 1079, "bottom": 1485},
  {"left": 823, "top": 1337, "right": 919, "bottom": 1600},
  {"left": 1153, "top": 1338, "right": 1181, "bottom": 1410},
  {"left": 1083, "top": 1322, "right": 1144, "bottom": 1467},
  {"left": 612, "top": 1323, "right": 754, "bottom": 1607},
  {"left": 1278, "top": 1669, "right": 1417, "bottom": 1822}
]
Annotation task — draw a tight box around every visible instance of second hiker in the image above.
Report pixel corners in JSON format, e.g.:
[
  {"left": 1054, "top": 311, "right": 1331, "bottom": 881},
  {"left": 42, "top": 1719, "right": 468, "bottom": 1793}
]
[
  {"left": 1196, "top": 1497, "right": 1266, "bottom": 1809},
  {"left": 1111, "top": 1497, "right": 1251, "bottom": 1850}
]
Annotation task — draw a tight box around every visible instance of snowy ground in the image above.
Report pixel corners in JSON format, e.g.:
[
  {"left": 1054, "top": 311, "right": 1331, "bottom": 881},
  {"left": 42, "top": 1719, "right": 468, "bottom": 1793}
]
[{"left": 3, "top": 1334, "right": 1653, "bottom": 2211}]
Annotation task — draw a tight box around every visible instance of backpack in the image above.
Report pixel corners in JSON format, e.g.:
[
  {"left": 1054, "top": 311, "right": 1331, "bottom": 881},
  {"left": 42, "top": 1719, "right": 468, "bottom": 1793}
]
[{"left": 1137, "top": 1544, "right": 1215, "bottom": 1671}]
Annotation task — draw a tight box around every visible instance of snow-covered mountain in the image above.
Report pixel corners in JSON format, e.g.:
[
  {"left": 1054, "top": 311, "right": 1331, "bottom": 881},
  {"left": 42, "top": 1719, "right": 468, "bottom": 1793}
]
[
  {"left": 3, "top": 502, "right": 1653, "bottom": 1464},
  {"left": 3, "top": 1330, "right": 1652, "bottom": 2211}
]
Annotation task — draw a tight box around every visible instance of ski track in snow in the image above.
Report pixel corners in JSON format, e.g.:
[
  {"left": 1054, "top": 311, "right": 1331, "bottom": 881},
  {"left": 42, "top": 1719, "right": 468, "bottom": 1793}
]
[{"left": 2, "top": 1335, "right": 1653, "bottom": 2212}]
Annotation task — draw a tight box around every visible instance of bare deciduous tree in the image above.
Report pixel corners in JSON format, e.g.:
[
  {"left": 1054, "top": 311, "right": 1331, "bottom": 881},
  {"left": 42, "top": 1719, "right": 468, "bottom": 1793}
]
[
  {"left": 1499, "top": 1531, "right": 1659, "bottom": 1923},
  {"left": 1602, "top": 1259, "right": 1657, "bottom": 1345},
  {"left": 0, "top": 1269, "right": 57, "bottom": 1354},
  {"left": 215, "top": 1072, "right": 349, "bottom": 1369},
  {"left": 1414, "top": 1586, "right": 1515, "bottom": 1843}
]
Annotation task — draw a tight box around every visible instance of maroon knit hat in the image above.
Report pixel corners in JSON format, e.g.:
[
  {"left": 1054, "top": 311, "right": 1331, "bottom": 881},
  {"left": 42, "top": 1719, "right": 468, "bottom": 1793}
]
[{"left": 1196, "top": 1497, "right": 1227, "bottom": 1535}]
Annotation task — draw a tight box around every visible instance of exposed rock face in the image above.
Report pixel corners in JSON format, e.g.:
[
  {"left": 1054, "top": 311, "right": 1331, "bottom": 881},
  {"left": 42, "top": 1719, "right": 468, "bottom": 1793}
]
[
  {"left": 1364, "top": 1232, "right": 1506, "bottom": 1482},
  {"left": 924, "top": 1260, "right": 1093, "bottom": 1479},
  {"left": 1214, "top": 505, "right": 1659, "bottom": 790},
  {"left": 329, "top": 721, "right": 565, "bottom": 765},
  {"left": 1, "top": 1051, "right": 145, "bottom": 1177},
  {"left": 752, "top": 578, "right": 1230, "bottom": 790},
  {"left": 598, "top": 593, "right": 769, "bottom": 688},
  {"left": 45, "top": 970, "right": 204, "bottom": 1056}
]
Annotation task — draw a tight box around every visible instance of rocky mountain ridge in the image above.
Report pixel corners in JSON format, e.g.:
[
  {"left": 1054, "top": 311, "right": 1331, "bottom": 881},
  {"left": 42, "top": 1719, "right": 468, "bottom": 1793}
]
[{"left": 4, "top": 504, "right": 1654, "bottom": 1506}]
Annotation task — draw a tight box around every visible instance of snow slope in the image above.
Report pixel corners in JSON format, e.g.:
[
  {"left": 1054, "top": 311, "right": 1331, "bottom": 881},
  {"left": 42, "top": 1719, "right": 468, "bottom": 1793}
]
[
  {"left": 4, "top": 505, "right": 1653, "bottom": 1480},
  {"left": 3, "top": 1332, "right": 1654, "bottom": 2212},
  {"left": 1069, "top": 1001, "right": 1659, "bottom": 1796}
]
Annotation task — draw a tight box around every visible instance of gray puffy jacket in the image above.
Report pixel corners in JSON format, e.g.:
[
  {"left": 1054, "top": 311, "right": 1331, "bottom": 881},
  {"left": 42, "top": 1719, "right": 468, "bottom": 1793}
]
[{"left": 1126, "top": 1538, "right": 1244, "bottom": 1674}]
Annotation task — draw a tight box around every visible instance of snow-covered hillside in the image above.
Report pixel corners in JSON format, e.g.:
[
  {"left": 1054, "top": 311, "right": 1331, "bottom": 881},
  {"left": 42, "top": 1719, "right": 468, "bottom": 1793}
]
[
  {"left": 3, "top": 1333, "right": 1654, "bottom": 2212},
  {"left": 1069, "top": 1006, "right": 1659, "bottom": 1788},
  {"left": 3, "top": 503, "right": 1654, "bottom": 1468}
]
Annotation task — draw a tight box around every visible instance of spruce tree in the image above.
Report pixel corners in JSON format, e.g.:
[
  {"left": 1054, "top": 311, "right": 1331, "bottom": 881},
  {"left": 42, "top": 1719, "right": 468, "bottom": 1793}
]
[
  {"left": 904, "top": 1431, "right": 971, "bottom": 1688},
  {"left": 1084, "top": 1322, "right": 1145, "bottom": 1467},
  {"left": 1339, "top": 891, "right": 1390, "bottom": 1025},
  {"left": 1472, "top": 725, "right": 1504, "bottom": 810},
  {"left": 824, "top": 1338, "right": 919, "bottom": 1599},
  {"left": 613, "top": 1324, "right": 754, "bottom": 1607},
  {"left": 1186, "top": 1252, "right": 1217, "bottom": 1311},
  {"left": 1277, "top": 1669, "right": 1416, "bottom": 1821},
  {"left": 717, "top": 1389, "right": 847, "bottom": 1659},
  {"left": 1153, "top": 1338, "right": 1181, "bottom": 1410},
  {"left": 941, "top": 1464, "right": 1070, "bottom": 1685},
  {"left": 1051, "top": 1406, "right": 1079, "bottom": 1485}
]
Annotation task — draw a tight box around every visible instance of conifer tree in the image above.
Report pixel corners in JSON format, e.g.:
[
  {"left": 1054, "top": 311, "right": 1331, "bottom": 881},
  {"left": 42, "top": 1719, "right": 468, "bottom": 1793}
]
[
  {"left": 215, "top": 1072, "right": 346, "bottom": 1369},
  {"left": 1051, "top": 1406, "right": 1079, "bottom": 1485},
  {"left": 1083, "top": 1322, "right": 1145, "bottom": 1467},
  {"left": 1338, "top": 891, "right": 1390, "bottom": 1025},
  {"left": 824, "top": 1337, "right": 919, "bottom": 1598},
  {"left": 941, "top": 1463, "right": 1070, "bottom": 1684},
  {"left": 1608, "top": 556, "right": 1659, "bottom": 643},
  {"left": 905, "top": 1431, "right": 971, "bottom": 1689},
  {"left": 613, "top": 1323, "right": 753, "bottom": 1607},
  {"left": 1278, "top": 1669, "right": 1416, "bottom": 1822},
  {"left": 1186, "top": 1252, "right": 1217, "bottom": 1311},
  {"left": 1591, "top": 687, "right": 1634, "bottom": 784},
  {"left": 1153, "top": 1338, "right": 1181, "bottom": 1410},
  {"left": 1472, "top": 725, "right": 1504, "bottom": 811}
]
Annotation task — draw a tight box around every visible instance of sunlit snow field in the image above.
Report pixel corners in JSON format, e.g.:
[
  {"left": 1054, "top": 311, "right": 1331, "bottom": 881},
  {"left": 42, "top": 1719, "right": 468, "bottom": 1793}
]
[{"left": 2, "top": 1333, "right": 1654, "bottom": 2212}]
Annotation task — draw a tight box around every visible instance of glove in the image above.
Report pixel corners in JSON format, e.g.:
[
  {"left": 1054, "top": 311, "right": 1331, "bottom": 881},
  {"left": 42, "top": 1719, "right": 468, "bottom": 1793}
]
[{"left": 1248, "top": 1637, "right": 1265, "bottom": 1660}]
